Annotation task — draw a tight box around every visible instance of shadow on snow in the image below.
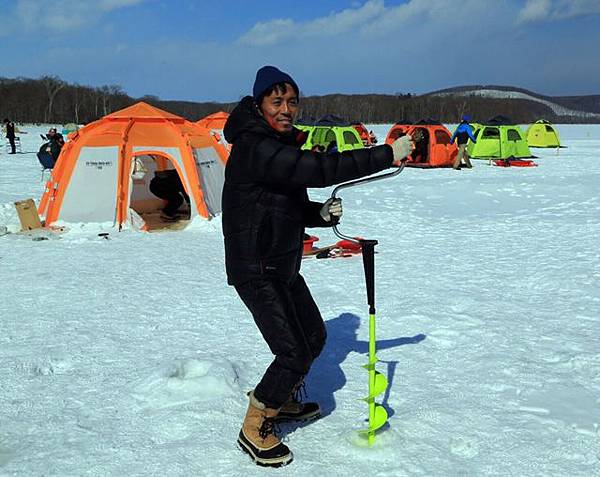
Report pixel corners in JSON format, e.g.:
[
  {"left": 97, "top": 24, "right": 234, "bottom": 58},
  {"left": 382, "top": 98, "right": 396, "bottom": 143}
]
[{"left": 285, "top": 312, "right": 425, "bottom": 433}]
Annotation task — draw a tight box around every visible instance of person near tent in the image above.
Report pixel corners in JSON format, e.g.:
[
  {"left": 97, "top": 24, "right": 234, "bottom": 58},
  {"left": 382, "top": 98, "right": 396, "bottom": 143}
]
[
  {"left": 37, "top": 128, "right": 65, "bottom": 164},
  {"left": 222, "top": 65, "right": 414, "bottom": 467},
  {"left": 369, "top": 129, "right": 377, "bottom": 144},
  {"left": 411, "top": 128, "right": 427, "bottom": 162},
  {"left": 3, "top": 118, "right": 16, "bottom": 154},
  {"left": 451, "top": 115, "right": 476, "bottom": 169},
  {"left": 46, "top": 128, "right": 65, "bottom": 162},
  {"left": 325, "top": 140, "right": 338, "bottom": 153},
  {"left": 149, "top": 169, "right": 190, "bottom": 220}
]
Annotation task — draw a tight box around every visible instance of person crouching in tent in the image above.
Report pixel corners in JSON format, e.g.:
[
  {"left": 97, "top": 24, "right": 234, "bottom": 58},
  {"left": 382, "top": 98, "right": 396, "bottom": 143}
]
[
  {"left": 222, "top": 65, "right": 414, "bottom": 467},
  {"left": 451, "top": 115, "right": 476, "bottom": 169},
  {"left": 149, "top": 169, "right": 190, "bottom": 220}
]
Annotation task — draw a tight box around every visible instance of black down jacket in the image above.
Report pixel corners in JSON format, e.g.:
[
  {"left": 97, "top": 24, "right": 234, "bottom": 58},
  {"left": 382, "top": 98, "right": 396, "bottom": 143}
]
[{"left": 222, "top": 96, "right": 394, "bottom": 285}]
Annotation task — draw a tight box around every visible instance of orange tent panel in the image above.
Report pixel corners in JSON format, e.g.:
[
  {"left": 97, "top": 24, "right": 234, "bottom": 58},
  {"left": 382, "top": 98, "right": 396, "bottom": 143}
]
[{"left": 196, "top": 111, "right": 230, "bottom": 131}]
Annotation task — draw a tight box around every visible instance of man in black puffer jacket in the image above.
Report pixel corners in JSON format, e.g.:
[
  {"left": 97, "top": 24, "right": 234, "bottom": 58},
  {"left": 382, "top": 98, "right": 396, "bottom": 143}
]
[{"left": 223, "top": 66, "right": 413, "bottom": 467}]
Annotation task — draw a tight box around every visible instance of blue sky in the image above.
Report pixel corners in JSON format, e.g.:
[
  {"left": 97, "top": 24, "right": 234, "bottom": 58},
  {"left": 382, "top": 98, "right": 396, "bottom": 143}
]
[{"left": 1, "top": 0, "right": 599, "bottom": 102}]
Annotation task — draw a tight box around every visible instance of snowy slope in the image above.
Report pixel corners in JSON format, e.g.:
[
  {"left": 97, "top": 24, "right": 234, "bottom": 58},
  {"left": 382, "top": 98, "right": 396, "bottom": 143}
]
[
  {"left": 432, "top": 89, "right": 600, "bottom": 120},
  {"left": 0, "top": 125, "right": 599, "bottom": 476}
]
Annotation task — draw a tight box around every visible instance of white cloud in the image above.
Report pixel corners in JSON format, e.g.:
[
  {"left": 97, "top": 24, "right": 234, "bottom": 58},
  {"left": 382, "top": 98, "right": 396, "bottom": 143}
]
[
  {"left": 238, "top": 0, "right": 490, "bottom": 46},
  {"left": 238, "top": 0, "right": 385, "bottom": 46},
  {"left": 99, "top": 0, "right": 145, "bottom": 10},
  {"left": 517, "top": 0, "right": 600, "bottom": 23},
  {"left": 11, "top": 0, "right": 146, "bottom": 33},
  {"left": 557, "top": 0, "right": 600, "bottom": 18},
  {"left": 516, "top": 0, "right": 552, "bottom": 24}
]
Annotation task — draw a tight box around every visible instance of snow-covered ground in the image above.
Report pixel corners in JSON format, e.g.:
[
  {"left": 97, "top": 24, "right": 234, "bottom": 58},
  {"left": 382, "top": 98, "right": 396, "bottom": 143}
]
[{"left": 1, "top": 124, "right": 599, "bottom": 476}]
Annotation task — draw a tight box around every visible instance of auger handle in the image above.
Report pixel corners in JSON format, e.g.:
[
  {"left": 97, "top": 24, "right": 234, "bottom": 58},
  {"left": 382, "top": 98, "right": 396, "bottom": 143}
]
[{"left": 331, "top": 161, "right": 406, "bottom": 243}]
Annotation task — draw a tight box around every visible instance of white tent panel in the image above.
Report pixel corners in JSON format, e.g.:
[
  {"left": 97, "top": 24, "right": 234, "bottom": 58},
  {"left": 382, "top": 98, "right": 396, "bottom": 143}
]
[
  {"left": 130, "top": 155, "right": 160, "bottom": 203},
  {"left": 59, "top": 146, "right": 120, "bottom": 223},
  {"left": 193, "top": 147, "right": 225, "bottom": 216}
]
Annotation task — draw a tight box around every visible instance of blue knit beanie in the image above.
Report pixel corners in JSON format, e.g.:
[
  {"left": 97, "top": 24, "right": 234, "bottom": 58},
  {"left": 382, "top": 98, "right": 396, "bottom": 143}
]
[{"left": 253, "top": 66, "right": 299, "bottom": 101}]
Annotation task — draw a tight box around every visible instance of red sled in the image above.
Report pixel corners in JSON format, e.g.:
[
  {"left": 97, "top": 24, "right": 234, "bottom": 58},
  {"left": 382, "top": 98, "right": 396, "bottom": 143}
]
[
  {"left": 493, "top": 158, "right": 538, "bottom": 167},
  {"left": 303, "top": 237, "right": 364, "bottom": 258}
]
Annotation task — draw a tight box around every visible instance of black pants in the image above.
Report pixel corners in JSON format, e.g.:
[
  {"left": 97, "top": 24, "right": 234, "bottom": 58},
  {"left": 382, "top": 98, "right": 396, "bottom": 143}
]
[
  {"left": 235, "top": 274, "right": 327, "bottom": 408},
  {"left": 8, "top": 137, "right": 16, "bottom": 154},
  {"left": 149, "top": 176, "right": 187, "bottom": 216}
]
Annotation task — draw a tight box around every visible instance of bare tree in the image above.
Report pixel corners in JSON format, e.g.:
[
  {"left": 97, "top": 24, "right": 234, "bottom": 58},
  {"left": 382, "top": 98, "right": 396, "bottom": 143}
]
[{"left": 41, "top": 75, "right": 66, "bottom": 122}]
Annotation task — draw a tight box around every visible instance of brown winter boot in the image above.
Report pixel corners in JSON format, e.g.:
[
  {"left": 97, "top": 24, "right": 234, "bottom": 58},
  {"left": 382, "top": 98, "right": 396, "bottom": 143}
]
[
  {"left": 237, "top": 391, "right": 293, "bottom": 467},
  {"left": 275, "top": 380, "right": 321, "bottom": 422}
]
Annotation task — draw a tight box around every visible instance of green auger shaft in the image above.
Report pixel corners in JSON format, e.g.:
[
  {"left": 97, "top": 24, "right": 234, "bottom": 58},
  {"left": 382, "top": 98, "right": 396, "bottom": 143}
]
[
  {"left": 368, "top": 312, "right": 377, "bottom": 446},
  {"left": 329, "top": 164, "right": 405, "bottom": 447},
  {"left": 360, "top": 239, "right": 389, "bottom": 445}
]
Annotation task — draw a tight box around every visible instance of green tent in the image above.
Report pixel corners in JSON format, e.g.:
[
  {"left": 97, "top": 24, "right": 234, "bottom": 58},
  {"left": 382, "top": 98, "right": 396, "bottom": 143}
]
[
  {"left": 526, "top": 120, "right": 561, "bottom": 148},
  {"left": 467, "top": 116, "right": 533, "bottom": 159},
  {"left": 62, "top": 123, "right": 79, "bottom": 137},
  {"left": 469, "top": 122, "right": 483, "bottom": 136},
  {"left": 296, "top": 115, "right": 364, "bottom": 152}
]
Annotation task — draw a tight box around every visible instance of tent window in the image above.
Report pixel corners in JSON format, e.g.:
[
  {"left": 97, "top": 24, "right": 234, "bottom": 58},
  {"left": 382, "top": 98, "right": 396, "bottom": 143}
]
[
  {"left": 325, "top": 129, "right": 336, "bottom": 144},
  {"left": 390, "top": 128, "right": 406, "bottom": 141},
  {"left": 343, "top": 131, "right": 359, "bottom": 145},
  {"left": 507, "top": 129, "right": 522, "bottom": 141},
  {"left": 545, "top": 125, "right": 554, "bottom": 133},
  {"left": 482, "top": 127, "right": 499, "bottom": 139},
  {"left": 434, "top": 130, "right": 451, "bottom": 145}
]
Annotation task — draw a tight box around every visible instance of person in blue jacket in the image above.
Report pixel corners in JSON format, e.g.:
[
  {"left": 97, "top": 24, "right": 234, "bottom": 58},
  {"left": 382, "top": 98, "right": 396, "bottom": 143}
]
[{"left": 451, "top": 115, "right": 476, "bottom": 169}]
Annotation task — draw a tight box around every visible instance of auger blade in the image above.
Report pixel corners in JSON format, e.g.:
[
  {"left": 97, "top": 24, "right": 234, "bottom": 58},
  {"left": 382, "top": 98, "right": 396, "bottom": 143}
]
[
  {"left": 362, "top": 357, "right": 379, "bottom": 370},
  {"left": 371, "top": 404, "right": 388, "bottom": 431},
  {"left": 359, "top": 404, "right": 389, "bottom": 436},
  {"left": 362, "top": 370, "right": 388, "bottom": 401}
]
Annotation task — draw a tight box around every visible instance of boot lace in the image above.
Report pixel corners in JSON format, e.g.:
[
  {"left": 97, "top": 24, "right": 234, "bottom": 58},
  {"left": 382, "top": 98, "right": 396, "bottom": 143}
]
[
  {"left": 258, "top": 417, "right": 281, "bottom": 439},
  {"left": 291, "top": 379, "right": 307, "bottom": 404}
]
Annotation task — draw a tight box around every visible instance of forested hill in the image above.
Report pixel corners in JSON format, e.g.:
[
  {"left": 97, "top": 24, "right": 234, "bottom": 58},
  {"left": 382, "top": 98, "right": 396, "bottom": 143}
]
[{"left": 1, "top": 75, "right": 599, "bottom": 125}]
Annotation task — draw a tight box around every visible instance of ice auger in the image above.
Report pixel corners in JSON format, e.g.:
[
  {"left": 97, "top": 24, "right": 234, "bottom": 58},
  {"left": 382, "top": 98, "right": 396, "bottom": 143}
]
[{"left": 330, "top": 161, "right": 406, "bottom": 445}]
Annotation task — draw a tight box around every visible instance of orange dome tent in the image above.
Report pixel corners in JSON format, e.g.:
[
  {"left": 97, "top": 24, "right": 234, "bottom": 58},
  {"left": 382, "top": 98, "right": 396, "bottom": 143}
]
[
  {"left": 38, "top": 102, "right": 228, "bottom": 230},
  {"left": 196, "top": 111, "right": 229, "bottom": 130},
  {"left": 385, "top": 120, "right": 458, "bottom": 168},
  {"left": 197, "top": 111, "right": 231, "bottom": 152}
]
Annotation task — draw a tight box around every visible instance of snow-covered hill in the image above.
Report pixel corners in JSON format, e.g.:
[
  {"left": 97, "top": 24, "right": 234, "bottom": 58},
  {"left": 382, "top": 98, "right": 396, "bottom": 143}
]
[{"left": 432, "top": 87, "right": 600, "bottom": 120}]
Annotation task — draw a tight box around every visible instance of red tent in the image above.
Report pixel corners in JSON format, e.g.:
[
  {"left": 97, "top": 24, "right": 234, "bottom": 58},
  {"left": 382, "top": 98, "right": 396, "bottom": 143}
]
[{"left": 385, "top": 121, "right": 458, "bottom": 168}]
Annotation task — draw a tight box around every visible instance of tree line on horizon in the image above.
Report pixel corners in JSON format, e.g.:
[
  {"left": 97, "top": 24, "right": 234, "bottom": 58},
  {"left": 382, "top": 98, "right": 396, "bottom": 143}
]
[{"left": 1, "top": 75, "right": 596, "bottom": 126}]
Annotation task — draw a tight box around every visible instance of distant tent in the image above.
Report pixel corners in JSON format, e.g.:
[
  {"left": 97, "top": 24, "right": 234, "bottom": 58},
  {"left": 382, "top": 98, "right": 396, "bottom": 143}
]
[
  {"left": 526, "top": 120, "right": 562, "bottom": 148},
  {"left": 196, "top": 111, "right": 231, "bottom": 151},
  {"left": 314, "top": 115, "right": 348, "bottom": 126},
  {"left": 38, "top": 102, "right": 228, "bottom": 231},
  {"left": 350, "top": 121, "right": 374, "bottom": 146},
  {"left": 467, "top": 115, "right": 533, "bottom": 160},
  {"left": 296, "top": 116, "right": 317, "bottom": 126},
  {"left": 385, "top": 120, "right": 458, "bottom": 168},
  {"left": 62, "top": 123, "right": 78, "bottom": 138},
  {"left": 196, "top": 111, "right": 229, "bottom": 131},
  {"left": 298, "top": 115, "right": 364, "bottom": 152},
  {"left": 295, "top": 116, "right": 316, "bottom": 133},
  {"left": 469, "top": 122, "right": 483, "bottom": 135},
  {"left": 415, "top": 118, "right": 442, "bottom": 125}
]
